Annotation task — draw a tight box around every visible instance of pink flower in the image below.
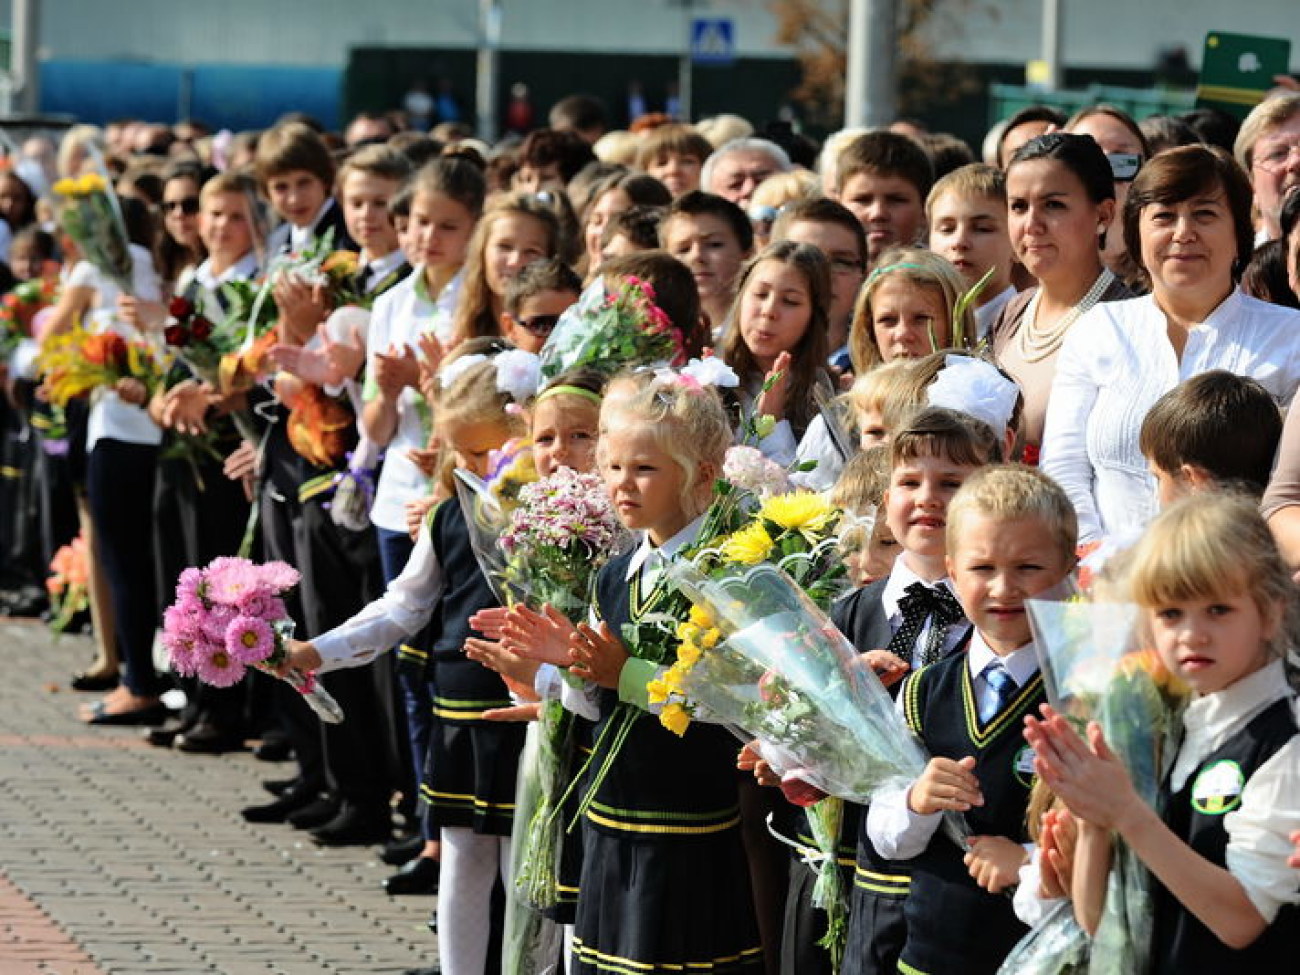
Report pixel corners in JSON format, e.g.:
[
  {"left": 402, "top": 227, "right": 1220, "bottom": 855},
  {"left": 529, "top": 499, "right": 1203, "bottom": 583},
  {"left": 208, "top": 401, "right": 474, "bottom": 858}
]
[
  {"left": 225, "top": 615, "right": 275, "bottom": 664},
  {"left": 256, "top": 560, "right": 300, "bottom": 592},
  {"left": 205, "top": 558, "right": 263, "bottom": 605},
  {"left": 195, "top": 643, "right": 247, "bottom": 688},
  {"left": 237, "top": 588, "right": 282, "bottom": 619},
  {"left": 175, "top": 567, "right": 204, "bottom": 603}
]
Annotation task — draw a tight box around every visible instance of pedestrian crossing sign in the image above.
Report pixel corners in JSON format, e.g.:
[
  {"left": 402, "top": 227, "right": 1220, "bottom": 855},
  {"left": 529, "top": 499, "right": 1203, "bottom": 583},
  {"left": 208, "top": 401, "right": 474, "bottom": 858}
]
[
  {"left": 692, "top": 18, "right": 735, "bottom": 66},
  {"left": 1197, "top": 31, "right": 1292, "bottom": 120}
]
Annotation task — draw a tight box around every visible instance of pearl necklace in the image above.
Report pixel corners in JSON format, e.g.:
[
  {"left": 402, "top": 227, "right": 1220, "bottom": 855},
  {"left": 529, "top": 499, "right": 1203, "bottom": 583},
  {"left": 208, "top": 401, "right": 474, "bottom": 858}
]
[{"left": 1017, "top": 268, "right": 1116, "bottom": 363}]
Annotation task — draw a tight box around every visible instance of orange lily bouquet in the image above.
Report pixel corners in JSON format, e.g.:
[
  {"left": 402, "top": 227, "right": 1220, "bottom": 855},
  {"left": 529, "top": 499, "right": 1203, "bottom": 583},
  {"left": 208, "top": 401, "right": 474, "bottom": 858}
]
[{"left": 37, "top": 326, "right": 164, "bottom": 407}]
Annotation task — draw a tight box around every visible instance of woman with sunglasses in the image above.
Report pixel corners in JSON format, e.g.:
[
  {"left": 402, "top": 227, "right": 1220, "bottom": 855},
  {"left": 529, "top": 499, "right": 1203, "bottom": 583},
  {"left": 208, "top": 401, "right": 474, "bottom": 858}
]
[{"left": 118, "top": 163, "right": 210, "bottom": 330}]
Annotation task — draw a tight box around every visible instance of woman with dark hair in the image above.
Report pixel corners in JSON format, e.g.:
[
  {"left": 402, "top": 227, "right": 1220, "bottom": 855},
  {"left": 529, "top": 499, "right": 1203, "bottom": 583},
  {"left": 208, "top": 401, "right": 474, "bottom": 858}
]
[
  {"left": 992, "top": 132, "right": 1134, "bottom": 450},
  {"left": 1042, "top": 145, "right": 1300, "bottom": 543},
  {"left": 1066, "top": 104, "right": 1150, "bottom": 288}
]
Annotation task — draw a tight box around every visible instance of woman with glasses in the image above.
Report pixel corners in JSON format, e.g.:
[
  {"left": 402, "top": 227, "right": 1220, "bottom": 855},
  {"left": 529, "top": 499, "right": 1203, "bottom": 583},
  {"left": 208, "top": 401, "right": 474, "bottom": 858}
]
[{"left": 1042, "top": 144, "right": 1300, "bottom": 544}]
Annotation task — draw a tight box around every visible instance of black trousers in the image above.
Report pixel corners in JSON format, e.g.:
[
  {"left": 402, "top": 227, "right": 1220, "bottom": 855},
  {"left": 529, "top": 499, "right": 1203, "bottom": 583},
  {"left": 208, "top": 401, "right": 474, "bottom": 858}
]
[
  {"left": 297, "top": 496, "right": 388, "bottom": 809},
  {"left": 87, "top": 438, "right": 161, "bottom": 697},
  {"left": 154, "top": 449, "right": 251, "bottom": 731}
]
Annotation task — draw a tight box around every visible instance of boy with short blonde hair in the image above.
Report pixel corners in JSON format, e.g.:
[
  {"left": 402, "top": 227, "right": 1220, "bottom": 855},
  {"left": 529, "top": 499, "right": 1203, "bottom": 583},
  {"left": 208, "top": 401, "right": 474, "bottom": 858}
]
[{"left": 867, "top": 464, "right": 1077, "bottom": 975}]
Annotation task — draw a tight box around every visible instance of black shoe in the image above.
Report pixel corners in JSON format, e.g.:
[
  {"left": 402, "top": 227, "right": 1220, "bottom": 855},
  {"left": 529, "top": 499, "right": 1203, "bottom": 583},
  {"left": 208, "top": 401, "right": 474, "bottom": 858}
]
[
  {"left": 380, "top": 833, "right": 425, "bottom": 866},
  {"left": 176, "top": 722, "right": 245, "bottom": 754},
  {"left": 403, "top": 968, "right": 441, "bottom": 975},
  {"left": 384, "top": 856, "right": 440, "bottom": 895},
  {"left": 262, "top": 776, "right": 301, "bottom": 797},
  {"left": 288, "top": 795, "right": 340, "bottom": 830},
  {"left": 310, "top": 803, "right": 393, "bottom": 846},
  {"left": 241, "top": 785, "right": 317, "bottom": 824},
  {"left": 70, "top": 671, "right": 120, "bottom": 692},
  {"left": 145, "top": 716, "right": 193, "bottom": 748},
  {"left": 252, "top": 735, "right": 293, "bottom": 762}
]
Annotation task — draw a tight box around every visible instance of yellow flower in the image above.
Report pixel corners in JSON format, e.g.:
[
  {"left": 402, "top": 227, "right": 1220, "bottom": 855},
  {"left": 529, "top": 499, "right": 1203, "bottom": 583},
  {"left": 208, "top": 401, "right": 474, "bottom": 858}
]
[
  {"left": 688, "top": 604, "right": 715, "bottom": 629},
  {"left": 676, "top": 641, "right": 701, "bottom": 666},
  {"left": 77, "top": 173, "right": 107, "bottom": 194},
  {"left": 676, "top": 621, "right": 701, "bottom": 644},
  {"left": 664, "top": 660, "right": 690, "bottom": 688},
  {"left": 660, "top": 703, "right": 691, "bottom": 736},
  {"left": 699, "top": 627, "right": 722, "bottom": 650},
  {"left": 52, "top": 178, "right": 77, "bottom": 197},
  {"left": 759, "top": 492, "right": 834, "bottom": 533},
  {"left": 722, "top": 522, "right": 775, "bottom": 564},
  {"left": 647, "top": 678, "right": 670, "bottom": 705}
]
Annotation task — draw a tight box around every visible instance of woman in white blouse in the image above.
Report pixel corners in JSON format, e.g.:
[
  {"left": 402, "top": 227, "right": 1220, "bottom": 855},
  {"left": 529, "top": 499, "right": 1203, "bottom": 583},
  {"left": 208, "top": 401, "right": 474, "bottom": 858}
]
[{"left": 1041, "top": 145, "right": 1300, "bottom": 543}]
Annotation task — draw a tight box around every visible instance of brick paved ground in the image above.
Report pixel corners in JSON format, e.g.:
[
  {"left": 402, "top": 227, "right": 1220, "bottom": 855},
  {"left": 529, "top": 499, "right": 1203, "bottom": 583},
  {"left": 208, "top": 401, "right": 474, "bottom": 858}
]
[{"left": 0, "top": 620, "right": 439, "bottom": 974}]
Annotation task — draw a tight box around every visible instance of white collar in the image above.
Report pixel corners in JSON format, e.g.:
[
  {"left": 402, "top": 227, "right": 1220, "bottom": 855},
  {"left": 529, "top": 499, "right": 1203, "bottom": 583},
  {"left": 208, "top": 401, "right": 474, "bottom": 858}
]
[
  {"left": 966, "top": 629, "right": 1040, "bottom": 687},
  {"left": 194, "top": 250, "right": 258, "bottom": 291},
  {"left": 624, "top": 515, "right": 706, "bottom": 581},
  {"left": 1182, "top": 658, "right": 1291, "bottom": 750},
  {"left": 881, "top": 556, "right": 954, "bottom": 619},
  {"left": 288, "top": 200, "right": 334, "bottom": 252},
  {"left": 363, "top": 248, "right": 406, "bottom": 282}
]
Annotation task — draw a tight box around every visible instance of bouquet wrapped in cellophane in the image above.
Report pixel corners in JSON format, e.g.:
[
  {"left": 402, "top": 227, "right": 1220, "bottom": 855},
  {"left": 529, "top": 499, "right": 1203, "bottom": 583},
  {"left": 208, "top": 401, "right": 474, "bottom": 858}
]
[
  {"left": 37, "top": 326, "right": 165, "bottom": 407},
  {"left": 538, "top": 274, "right": 685, "bottom": 379},
  {"left": 661, "top": 559, "right": 967, "bottom": 967},
  {"left": 53, "top": 172, "right": 134, "bottom": 294},
  {"left": 998, "top": 598, "right": 1188, "bottom": 975}
]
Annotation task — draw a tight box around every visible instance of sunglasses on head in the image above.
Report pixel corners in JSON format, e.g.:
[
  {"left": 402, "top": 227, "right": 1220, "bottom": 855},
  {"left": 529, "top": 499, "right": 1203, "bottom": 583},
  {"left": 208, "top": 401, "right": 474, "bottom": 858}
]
[
  {"left": 163, "top": 197, "right": 201, "bottom": 216},
  {"left": 512, "top": 313, "right": 561, "bottom": 337}
]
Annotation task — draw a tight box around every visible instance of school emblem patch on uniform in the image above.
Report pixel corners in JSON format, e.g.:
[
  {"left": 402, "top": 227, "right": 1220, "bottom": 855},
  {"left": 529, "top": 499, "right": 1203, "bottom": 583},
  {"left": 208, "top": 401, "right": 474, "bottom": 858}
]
[
  {"left": 1190, "top": 759, "right": 1245, "bottom": 815},
  {"left": 1012, "top": 744, "right": 1037, "bottom": 788}
]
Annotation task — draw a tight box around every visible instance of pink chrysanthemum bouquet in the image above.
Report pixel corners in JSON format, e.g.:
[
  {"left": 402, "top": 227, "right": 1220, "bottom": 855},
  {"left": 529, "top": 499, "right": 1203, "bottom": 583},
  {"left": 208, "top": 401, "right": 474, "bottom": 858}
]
[{"left": 162, "top": 557, "right": 343, "bottom": 723}]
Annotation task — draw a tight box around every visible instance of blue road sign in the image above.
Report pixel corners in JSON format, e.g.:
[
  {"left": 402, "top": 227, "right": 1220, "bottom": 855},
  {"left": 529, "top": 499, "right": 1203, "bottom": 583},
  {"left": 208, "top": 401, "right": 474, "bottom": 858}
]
[{"left": 691, "top": 18, "right": 735, "bottom": 65}]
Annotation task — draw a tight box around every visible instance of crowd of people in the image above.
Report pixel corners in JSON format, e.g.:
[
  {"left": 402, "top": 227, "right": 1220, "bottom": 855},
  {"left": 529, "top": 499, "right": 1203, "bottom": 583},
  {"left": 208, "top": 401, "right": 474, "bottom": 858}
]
[{"left": 1, "top": 82, "right": 1299, "bottom": 975}]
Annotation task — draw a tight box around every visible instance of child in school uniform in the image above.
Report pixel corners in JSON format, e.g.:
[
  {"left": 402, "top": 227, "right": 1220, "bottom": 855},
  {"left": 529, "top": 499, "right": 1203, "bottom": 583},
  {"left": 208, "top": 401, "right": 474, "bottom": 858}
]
[
  {"left": 498, "top": 372, "right": 764, "bottom": 975},
  {"left": 148, "top": 171, "right": 262, "bottom": 752},
  {"left": 866, "top": 465, "right": 1079, "bottom": 975},
  {"left": 831, "top": 408, "right": 1000, "bottom": 975},
  {"left": 1027, "top": 493, "right": 1300, "bottom": 972},
  {"left": 286, "top": 347, "right": 537, "bottom": 975}
]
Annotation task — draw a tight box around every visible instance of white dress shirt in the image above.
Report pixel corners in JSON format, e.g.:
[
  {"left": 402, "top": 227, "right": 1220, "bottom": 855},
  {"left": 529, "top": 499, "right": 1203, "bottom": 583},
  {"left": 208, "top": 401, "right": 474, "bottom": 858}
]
[
  {"left": 82, "top": 246, "right": 165, "bottom": 451},
  {"left": 866, "top": 633, "right": 1040, "bottom": 861},
  {"left": 363, "top": 268, "right": 463, "bottom": 533},
  {"left": 880, "top": 556, "right": 968, "bottom": 668},
  {"left": 1173, "top": 660, "right": 1300, "bottom": 923},
  {"left": 311, "top": 515, "right": 445, "bottom": 671},
  {"left": 1041, "top": 289, "right": 1300, "bottom": 543}
]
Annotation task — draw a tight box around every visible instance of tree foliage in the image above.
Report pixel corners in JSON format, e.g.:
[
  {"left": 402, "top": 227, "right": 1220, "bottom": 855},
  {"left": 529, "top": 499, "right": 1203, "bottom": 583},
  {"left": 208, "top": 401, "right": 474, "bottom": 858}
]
[{"left": 768, "top": 0, "right": 986, "bottom": 126}]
